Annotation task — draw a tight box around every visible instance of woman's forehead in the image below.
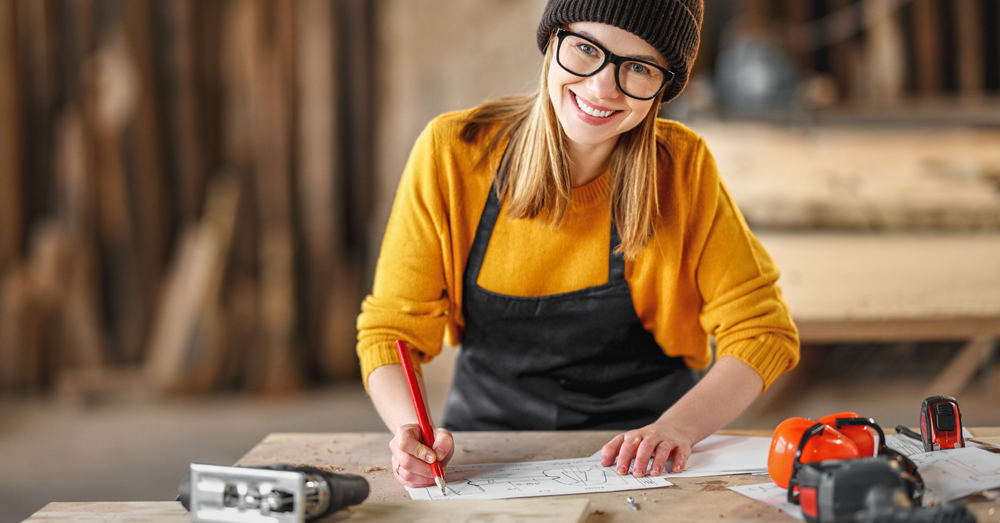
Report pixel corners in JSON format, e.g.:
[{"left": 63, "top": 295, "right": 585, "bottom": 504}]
[{"left": 566, "top": 21, "right": 668, "bottom": 67}]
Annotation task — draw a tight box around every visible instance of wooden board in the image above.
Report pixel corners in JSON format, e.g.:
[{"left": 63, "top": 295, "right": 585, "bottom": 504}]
[
  {"left": 330, "top": 499, "right": 589, "bottom": 523},
  {"left": 757, "top": 232, "right": 1000, "bottom": 342},
  {"left": 25, "top": 499, "right": 589, "bottom": 523},
  {"left": 693, "top": 122, "right": 1000, "bottom": 231}
]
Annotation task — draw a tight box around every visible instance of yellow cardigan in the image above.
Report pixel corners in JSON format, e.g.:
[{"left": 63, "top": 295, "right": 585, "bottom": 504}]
[{"left": 357, "top": 108, "right": 799, "bottom": 390}]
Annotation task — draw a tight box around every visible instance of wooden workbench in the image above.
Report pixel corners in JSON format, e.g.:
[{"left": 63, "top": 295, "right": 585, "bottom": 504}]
[
  {"left": 758, "top": 231, "right": 1000, "bottom": 344},
  {"left": 25, "top": 430, "right": 1000, "bottom": 523}
]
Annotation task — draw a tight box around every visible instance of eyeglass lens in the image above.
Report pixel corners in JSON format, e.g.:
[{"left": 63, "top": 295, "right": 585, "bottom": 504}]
[{"left": 558, "top": 33, "right": 667, "bottom": 100}]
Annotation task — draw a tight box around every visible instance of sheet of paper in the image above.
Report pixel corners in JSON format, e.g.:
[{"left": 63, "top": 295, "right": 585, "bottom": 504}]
[
  {"left": 405, "top": 456, "right": 672, "bottom": 501},
  {"left": 885, "top": 428, "right": 977, "bottom": 457},
  {"left": 590, "top": 434, "right": 770, "bottom": 478},
  {"left": 910, "top": 447, "right": 1000, "bottom": 504},
  {"left": 728, "top": 482, "right": 804, "bottom": 521}
]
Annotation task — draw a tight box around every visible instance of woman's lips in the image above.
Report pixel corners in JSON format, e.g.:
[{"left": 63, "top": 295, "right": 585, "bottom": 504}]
[{"left": 570, "top": 90, "right": 622, "bottom": 124}]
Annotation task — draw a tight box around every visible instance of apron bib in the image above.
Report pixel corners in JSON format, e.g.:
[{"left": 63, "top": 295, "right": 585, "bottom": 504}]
[{"left": 443, "top": 152, "right": 697, "bottom": 431}]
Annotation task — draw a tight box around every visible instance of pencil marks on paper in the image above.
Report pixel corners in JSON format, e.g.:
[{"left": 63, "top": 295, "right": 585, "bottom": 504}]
[{"left": 406, "top": 458, "right": 672, "bottom": 500}]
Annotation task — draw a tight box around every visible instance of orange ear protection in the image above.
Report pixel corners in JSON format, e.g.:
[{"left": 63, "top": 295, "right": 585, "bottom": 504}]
[
  {"left": 767, "top": 417, "right": 861, "bottom": 489},
  {"left": 816, "top": 412, "right": 878, "bottom": 457}
]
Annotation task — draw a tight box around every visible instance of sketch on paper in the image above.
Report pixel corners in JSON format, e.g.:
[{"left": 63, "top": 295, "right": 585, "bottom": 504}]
[
  {"left": 406, "top": 457, "right": 671, "bottom": 501},
  {"left": 910, "top": 447, "right": 1000, "bottom": 503}
]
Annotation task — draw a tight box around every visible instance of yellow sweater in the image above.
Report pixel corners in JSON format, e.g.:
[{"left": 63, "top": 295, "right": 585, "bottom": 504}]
[{"left": 357, "top": 108, "right": 799, "bottom": 390}]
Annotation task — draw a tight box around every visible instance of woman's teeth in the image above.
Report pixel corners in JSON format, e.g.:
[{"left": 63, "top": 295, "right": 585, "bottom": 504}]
[{"left": 575, "top": 94, "right": 614, "bottom": 118}]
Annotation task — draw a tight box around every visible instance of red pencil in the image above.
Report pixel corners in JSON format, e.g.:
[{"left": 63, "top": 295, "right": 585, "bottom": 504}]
[{"left": 395, "top": 339, "right": 447, "bottom": 495}]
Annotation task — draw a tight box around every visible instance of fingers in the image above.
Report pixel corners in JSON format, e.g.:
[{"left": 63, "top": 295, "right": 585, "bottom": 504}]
[
  {"left": 669, "top": 444, "right": 691, "bottom": 473},
  {"left": 650, "top": 441, "right": 674, "bottom": 475},
  {"left": 389, "top": 424, "right": 441, "bottom": 488},
  {"left": 602, "top": 426, "right": 694, "bottom": 477},
  {"left": 615, "top": 433, "right": 644, "bottom": 475},
  {"left": 432, "top": 428, "right": 455, "bottom": 464},
  {"left": 600, "top": 434, "right": 625, "bottom": 467}
]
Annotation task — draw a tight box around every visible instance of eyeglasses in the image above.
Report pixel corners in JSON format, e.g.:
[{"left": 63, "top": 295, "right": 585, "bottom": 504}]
[{"left": 554, "top": 28, "right": 675, "bottom": 101}]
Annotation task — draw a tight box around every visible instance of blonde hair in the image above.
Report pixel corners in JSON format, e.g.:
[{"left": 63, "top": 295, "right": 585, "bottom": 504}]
[{"left": 460, "top": 40, "right": 664, "bottom": 260}]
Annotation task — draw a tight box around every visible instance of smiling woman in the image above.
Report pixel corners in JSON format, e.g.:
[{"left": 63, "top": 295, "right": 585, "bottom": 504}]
[{"left": 357, "top": 0, "right": 800, "bottom": 492}]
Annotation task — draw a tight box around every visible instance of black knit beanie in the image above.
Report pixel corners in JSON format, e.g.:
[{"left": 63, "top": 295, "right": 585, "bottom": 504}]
[{"left": 536, "top": 0, "right": 703, "bottom": 104}]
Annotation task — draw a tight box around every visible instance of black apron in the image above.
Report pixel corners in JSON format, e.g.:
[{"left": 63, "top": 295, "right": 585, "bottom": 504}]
[{"left": 442, "top": 153, "right": 698, "bottom": 431}]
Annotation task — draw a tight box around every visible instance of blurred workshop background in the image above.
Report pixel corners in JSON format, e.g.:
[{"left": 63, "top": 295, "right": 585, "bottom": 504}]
[{"left": 1, "top": 0, "right": 1000, "bottom": 521}]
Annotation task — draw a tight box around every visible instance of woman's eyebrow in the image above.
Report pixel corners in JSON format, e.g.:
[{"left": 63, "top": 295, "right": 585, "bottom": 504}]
[{"left": 576, "top": 30, "right": 664, "bottom": 65}]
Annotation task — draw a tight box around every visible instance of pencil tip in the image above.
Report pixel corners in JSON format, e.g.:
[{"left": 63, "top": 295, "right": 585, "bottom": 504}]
[{"left": 436, "top": 477, "right": 447, "bottom": 496}]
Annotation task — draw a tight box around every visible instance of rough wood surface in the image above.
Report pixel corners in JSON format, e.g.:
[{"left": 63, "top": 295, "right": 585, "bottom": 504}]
[
  {"left": 758, "top": 232, "right": 1000, "bottom": 342},
  {"left": 25, "top": 499, "right": 590, "bottom": 523},
  {"left": 695, "top": 123, "right": 1000, "bottom": 231}
]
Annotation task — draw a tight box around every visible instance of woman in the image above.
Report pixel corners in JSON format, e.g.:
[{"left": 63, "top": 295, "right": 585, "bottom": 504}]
[{"left": 357, "top": 0, "right": 799, "bottom": 489}]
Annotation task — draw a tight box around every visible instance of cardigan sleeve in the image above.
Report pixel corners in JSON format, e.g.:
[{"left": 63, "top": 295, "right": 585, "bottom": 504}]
[
  {"left": 356, "top": 119, "right": 452, "bottom": 388},
  {"left": 693, "top": 141, "right": 800, "bottom": 390}
]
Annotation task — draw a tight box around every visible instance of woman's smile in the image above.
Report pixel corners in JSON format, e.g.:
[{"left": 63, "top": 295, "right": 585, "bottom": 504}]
[{"left": 571, "top": 90, "right": 620, "bottom": 119}]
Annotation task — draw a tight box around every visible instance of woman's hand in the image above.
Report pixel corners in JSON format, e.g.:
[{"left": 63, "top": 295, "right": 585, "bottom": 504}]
[
  {"left": 600, "top": 422, "right": 696, "bottom": 477},
  {"left": 389, "top": 424, "right": 455, "bottom": 487}
]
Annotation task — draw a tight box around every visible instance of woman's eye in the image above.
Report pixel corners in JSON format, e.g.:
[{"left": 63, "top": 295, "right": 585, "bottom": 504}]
[
  {"left": 628, "top": 62, "right": 651, "bottom": 76},
  {"left": 578, "top": 43, "right": 598, "bottom": 56}
]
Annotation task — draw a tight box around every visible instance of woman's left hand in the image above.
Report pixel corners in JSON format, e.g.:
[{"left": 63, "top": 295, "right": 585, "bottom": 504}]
[{"left": 600, "top": 422, "right": 696, "bottom": 477}]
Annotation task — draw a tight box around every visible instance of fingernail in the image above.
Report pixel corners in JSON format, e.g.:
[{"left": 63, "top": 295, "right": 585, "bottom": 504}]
[
  {"left": 425, "top": 454, "right": 434, "bottom": 463},
  {"left": 651, "top": 467, "right": 661, "bottom": 475}
]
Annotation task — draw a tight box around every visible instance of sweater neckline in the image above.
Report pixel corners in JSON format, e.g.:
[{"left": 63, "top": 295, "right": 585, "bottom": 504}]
[{"left": 570, "top": 172, "right": 610, "bottom": 210}]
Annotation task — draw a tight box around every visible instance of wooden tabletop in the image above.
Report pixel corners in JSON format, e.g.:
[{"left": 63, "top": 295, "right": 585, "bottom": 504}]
[
  {"left": 24, "top": 429, "right": 1000, "bottom": 522},
  {"left": 229, "top": 429, "right": 1000, "bottom": 523}
]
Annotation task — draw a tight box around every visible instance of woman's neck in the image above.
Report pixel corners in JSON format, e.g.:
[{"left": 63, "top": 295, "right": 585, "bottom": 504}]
[{"left": 567, "top": 137, "right": 617, "bottom": 187}]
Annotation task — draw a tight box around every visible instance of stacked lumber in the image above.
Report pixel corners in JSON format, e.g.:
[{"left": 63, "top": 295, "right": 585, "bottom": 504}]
[{"left": 0, "top": 0, "right": 373, "bottom": 397}]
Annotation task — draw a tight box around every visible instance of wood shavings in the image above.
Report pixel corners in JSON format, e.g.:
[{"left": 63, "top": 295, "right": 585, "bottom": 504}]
[
  {"left": 358, "top": 466, "right": 386, "bottom": 473},
  {"left": 461, "top": 447, "right": 470, "bottom": 453}
]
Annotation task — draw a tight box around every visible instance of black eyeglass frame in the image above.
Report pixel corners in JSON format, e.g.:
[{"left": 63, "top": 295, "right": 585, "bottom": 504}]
[{"left": 553, "top": 28, "right": 675, "bottom": 101}]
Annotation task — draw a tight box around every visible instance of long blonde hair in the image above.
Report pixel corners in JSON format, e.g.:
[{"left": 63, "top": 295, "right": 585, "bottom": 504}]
[{"left": 460, "top": 38, "right": 664, "bottom": 260}]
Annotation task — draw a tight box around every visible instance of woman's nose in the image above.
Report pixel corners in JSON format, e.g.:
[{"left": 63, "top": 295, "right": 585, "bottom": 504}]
[{"left": 584, "top": 63, "right": 620, "bottom": 99}]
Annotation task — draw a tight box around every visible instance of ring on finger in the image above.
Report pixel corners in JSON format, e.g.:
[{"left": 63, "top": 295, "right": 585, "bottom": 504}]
[{"left": 396, "top": 463, "right": 401, "bottom": 475}]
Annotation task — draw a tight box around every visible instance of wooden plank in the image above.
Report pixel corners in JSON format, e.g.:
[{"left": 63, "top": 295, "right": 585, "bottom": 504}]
[
  {"left": 247, "top": 0, "right": 301, "bottom": 393},
  {"left": 910, "top": 0, "right": 942, "bottom": 96},
  {"left": 335, "top": 499, "right": 589, "bottom": 523},
  {"left": 295, "top": 0, "right": 340, "bottom": 380},
  {"left": 0, "top": 0, "right": 22, "bottom": 269},
  {"left": 144, "top": 174, "right": 241, "bottom": 393},
  {"left": 122, "top": 0, "right": 170, "bottom": 324},
  {"left": 826, "top": 0, "right": 862, "bottom": 102},
  {"left": 861, "top": 0, "right": 906, "bottom": 104},
  {"left": 91, "top": 25, "right": 148, "bottom": 363},
  {"left": 954, "top": 0, "right": 985, "bottom": 98},
  {"left": 926, "top": 336, "right": 997, "bottom": 397},
  {"left": 693, "top": 122, "right": 1000, "bottom": 231},
  {"left": 25, "top": 499, "right": 591, "bottom": 523},
  {"left": 165, "top": 0, "right": 206, "bottom": 224},
  {"left": 757, "top": 232, "right": 1000, "bottom": 334}
]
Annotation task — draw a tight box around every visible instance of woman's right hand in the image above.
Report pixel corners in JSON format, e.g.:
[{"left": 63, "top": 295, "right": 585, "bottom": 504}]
[{"left": 389, "top": 424, "right": 454, "bottom": 488}]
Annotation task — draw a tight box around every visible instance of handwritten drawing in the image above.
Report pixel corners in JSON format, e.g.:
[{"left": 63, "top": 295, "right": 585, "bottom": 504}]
[{"left": 406, "top": 457, "right": 671, "bottom": 501}]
